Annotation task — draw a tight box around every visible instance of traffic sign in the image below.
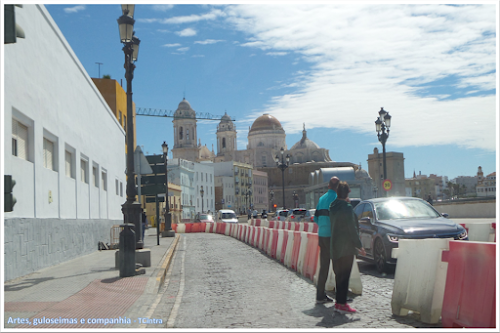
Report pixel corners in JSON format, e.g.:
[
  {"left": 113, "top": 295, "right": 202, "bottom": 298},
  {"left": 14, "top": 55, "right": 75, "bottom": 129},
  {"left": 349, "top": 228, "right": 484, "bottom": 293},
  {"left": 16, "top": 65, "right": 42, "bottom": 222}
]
[
  {"left": 146, "top": 196, "right": 165, "bottom": 203},
  {"left": 383, "top": 179, "right": 393, "bottom": 191},
  {"left": 140, "top": 184, "right": 167, "bottom": 196},
  {"left": 139, "top": 175, "right": 166, "bottom": 186}
]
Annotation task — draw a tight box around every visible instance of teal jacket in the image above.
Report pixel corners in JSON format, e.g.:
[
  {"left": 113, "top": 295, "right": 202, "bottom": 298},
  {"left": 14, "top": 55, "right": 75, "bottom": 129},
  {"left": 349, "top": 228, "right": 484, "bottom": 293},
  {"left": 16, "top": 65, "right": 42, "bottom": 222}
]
[
  {"left": 313, "top": 189, "right": 337, "bottom": 237},
  {"left": 329, "top": 198, "right": 362, "bottom": 262}
]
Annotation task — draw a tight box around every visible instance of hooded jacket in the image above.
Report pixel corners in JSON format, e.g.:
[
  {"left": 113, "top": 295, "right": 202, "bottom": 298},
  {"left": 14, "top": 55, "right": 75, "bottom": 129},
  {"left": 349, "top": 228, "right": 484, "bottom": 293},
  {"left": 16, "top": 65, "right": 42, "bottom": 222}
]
[
  {"left": 313, "top": 189, "right": 337, "bottom": 237},
  {"left": 329, "top": 198, "right": 363, "bottom": 262}
]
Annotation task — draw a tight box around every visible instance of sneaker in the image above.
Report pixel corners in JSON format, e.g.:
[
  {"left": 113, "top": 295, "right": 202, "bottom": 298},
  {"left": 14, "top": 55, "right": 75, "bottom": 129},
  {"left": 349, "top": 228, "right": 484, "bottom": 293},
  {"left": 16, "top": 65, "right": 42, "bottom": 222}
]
[
  {"left": 316, "top": 295, "right": 334, "bottom": 304},
  {"left": 334, "top": 303, "right": 357, "bottom": 314}
]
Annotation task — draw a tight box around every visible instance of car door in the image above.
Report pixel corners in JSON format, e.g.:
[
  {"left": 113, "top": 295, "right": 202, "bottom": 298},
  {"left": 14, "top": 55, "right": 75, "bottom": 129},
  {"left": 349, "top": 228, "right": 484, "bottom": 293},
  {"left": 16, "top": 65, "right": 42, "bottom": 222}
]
[{"left": 355, "top": 203, "right": 376, "bottom": 258}]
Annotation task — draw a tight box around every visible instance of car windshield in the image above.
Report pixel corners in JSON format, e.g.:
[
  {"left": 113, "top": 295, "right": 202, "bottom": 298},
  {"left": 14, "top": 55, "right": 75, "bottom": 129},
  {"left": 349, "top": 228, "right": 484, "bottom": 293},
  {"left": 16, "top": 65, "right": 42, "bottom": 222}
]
[
  {"left": 200, "top": 214, "right": 213, "bottom": 220},
  {"left": 293, "top": 210, "right": 307, "bottom": 216},
  {"left": 374, "top": 199, "right": 440, "bottom": 220},
  {"left": 279, "top": 211, "right": 289, "bottom": 217},
  {"left": 222, "top": 212, "right": 236, "bottom": 219}
]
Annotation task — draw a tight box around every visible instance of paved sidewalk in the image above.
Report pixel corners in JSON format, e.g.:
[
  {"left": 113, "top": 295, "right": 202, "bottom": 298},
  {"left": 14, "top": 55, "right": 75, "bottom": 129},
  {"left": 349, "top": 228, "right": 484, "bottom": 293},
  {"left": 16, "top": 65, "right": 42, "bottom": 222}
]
[{"left": 3, "top": 228, "right": 179, "bottom": 329}]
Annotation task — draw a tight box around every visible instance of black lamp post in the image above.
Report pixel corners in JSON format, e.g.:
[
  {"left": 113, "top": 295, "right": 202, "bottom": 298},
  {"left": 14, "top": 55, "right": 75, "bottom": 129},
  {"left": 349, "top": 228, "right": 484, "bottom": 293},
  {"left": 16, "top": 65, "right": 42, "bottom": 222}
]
[
  {"left": 118, "top": 4, "right": 143, "bottom": 249},
  {"left": 270, "top": 190, "right": 274, "bottom": 212},
  {"left": 375, "top": 107, "right": 391, "bottom": 196},
  {"left": 200, "top": 185, "right": 204, "bottom": 213},
  {"left": 275, "top": 147, "right": 290, "bottom": 209},
  {"left": 293, "top": 190, "right": 298, "bottom": 208},
  {"left": 162, "top": 141, "right": 175, "bottom": 237}
]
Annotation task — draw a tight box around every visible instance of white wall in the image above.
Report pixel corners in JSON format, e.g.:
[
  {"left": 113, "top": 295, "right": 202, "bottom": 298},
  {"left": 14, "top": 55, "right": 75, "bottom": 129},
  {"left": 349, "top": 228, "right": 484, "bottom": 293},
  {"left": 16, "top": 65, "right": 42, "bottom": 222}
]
[
  {"left": 3, "top": 5, "right": 126, "bottom": 281},
  {"left": 4, "top": 5, "right": 126, "bottom": 221}
]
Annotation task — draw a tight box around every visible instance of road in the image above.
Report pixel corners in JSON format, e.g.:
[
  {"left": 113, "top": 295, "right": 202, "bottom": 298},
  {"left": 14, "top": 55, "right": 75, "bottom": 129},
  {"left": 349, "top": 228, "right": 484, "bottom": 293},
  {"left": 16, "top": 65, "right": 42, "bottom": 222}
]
[{"left": 145, "top": 233, "right": 442, "bottom": 329}]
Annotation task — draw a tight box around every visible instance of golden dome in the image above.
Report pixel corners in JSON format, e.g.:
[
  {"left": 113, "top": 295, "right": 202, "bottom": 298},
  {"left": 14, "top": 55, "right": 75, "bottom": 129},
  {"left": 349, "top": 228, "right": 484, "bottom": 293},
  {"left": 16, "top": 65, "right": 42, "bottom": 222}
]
[{"left": 249, "top": 114, "right": 283, "bottom": 133}]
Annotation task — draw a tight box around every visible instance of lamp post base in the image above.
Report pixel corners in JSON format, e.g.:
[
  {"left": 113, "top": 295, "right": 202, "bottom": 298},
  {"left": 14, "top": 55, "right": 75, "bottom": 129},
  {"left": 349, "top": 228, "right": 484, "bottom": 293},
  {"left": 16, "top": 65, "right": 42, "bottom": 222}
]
[
  {"left": 122, "top": 201, "right": 144, "bottom": 249},
  {"left": 162, "top": 230, "right": 176, "bottom": 237},
  {"left": 162, "top": 212, "right": 175, "bottom": 237}
]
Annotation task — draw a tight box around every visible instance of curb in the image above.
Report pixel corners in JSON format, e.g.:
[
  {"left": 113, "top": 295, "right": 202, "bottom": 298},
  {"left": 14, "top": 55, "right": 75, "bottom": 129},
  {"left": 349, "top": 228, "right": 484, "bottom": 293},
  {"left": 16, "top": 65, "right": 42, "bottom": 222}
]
[{"left": 155, "top": 234, "right": 181, "bottom": 292}]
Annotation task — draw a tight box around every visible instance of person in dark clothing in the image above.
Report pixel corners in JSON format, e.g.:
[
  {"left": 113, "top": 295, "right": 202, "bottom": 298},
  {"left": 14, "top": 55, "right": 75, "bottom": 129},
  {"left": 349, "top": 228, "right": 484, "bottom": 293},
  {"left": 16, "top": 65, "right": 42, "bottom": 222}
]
[
  {"left": 313, "top": 176, "right": 339, "bottom": 304},
  {"left": 427, "top": 195, "right": 433, "bottom": 206},
  {"left": 141, "top": 211, "right": 147, "bottom": 242},
  {"left": 329, "top": 181, "right": 366, "bottom": 314}
]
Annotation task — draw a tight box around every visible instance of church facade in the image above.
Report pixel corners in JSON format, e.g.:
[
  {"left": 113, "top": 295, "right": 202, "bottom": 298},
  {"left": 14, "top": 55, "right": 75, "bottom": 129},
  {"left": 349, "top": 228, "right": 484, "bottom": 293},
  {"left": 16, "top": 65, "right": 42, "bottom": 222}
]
[{"left": 171, "top": 98, "right": 374, "bottom": 210}]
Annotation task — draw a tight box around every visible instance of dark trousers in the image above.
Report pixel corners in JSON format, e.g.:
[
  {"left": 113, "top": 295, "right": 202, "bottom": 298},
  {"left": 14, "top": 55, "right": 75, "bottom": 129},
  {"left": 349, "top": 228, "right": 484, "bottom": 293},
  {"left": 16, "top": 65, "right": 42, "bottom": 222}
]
[
  {"left": 332, "top": 255, "right": 354, "bottom": 304},
  {"left": 316, "top": 236, "right": 331, "bottom": 300}
]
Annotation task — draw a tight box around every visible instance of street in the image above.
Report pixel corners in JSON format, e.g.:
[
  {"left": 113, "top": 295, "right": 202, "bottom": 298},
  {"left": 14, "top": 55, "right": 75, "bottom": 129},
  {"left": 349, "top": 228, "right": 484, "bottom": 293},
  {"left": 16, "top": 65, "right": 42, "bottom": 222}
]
[{"left": 145, "top": 233, "right": 442, "bottom": 329}]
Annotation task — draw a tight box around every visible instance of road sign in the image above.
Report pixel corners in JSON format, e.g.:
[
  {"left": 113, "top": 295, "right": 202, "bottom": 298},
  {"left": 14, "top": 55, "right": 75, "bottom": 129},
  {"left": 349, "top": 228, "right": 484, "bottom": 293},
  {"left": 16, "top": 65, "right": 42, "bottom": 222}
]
[
  {"left": 139, "top": 175, "right": 166, "bottom": 186},
  {"left": 221, "top": 199, "right": 225, "bottom": 204},
  {"left": 146, "top": 154, "right": 164, "bottom": 165},
  {"left": 150, "top": 164, "right": 167, "bottom": 175},
  {"left": 134, "top": 146, "right": 153, "bottom": 175},
  {"left": 140, "top": 184, "right": 166, "bottom": 196},
  {"left": 146, "top": 196, "right": 165, "bottom": 203},
  {"left": 383, "top": 179, "right": 393, "bottom": 191}
]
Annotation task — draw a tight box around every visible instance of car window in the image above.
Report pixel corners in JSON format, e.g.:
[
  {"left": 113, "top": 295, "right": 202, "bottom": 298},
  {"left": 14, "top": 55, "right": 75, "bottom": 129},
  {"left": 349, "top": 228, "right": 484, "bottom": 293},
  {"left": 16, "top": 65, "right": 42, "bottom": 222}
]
[
  {"left": 353, "top": 203, "right": 365, "bottom": 219},
  {"left": 361, "top": 204, "right": 373, "bottom": 219},
  {"left": 293, "top": 210, "right": 307, "bottom": 216},
  {"left": 222, "top": 212, "right": 236, "bottom": 219},
  {"left": 374, "top": 199, "right": 441, "bottom": 220},
  {"left": 279, "top": 211, "right": 288, "bottom": 217}
]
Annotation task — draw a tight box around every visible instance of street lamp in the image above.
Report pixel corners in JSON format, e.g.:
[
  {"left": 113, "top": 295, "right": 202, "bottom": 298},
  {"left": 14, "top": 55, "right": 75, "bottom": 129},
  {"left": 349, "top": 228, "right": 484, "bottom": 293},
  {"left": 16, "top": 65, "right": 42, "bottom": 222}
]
[
  {"left": 375, "top": 107, "right": 391, "bottom": 196},
  {"left": 270, "top": 190, "right": 274, "bottom": 212},
  {"left": 275, "top": 147, "right": 290, "bottom": 209},
  {"left": 118, "top": 4, "right": 143, "bottom": 249},
  {"left": 162, "top": 141, "right": 175, "bottom": 237},
  {"left": 200, "top": 185, "right": 204, "bottom": 213}
]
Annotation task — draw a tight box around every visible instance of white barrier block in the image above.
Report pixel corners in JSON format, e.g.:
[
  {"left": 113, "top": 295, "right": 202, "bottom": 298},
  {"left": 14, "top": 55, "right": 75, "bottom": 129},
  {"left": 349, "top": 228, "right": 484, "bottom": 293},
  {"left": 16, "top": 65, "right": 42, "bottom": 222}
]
[
  {"left": 258, "top": 227, "right": 267, "bottom": 250},
  {"left": 276, "top": 229, "right": 285, "bottom": 261},
  {"left": 266, "top": 229, "right": 274, "bottom": 256},
  {"left": 324, "top": 257, "right": 362, "bottom": 295},
  {"left": 283, "top": 230, "right": 295, "bottom": 268},
  {"left": 297, "top": 232, "right": 310, "bottom": 275},
  {"left": 176, "top": 224, "right": 186, "bottom": 233},
  {"left": 391, "top": 238, "right": 451, "bottom": 324},
  {"left": 245, "top": 225, "right": 251, "bottom": 243},
  {"left": 205, "top": 223, "right": 211, "bottom": 233},
  {"left": 313, "top": 254, "right": 321, "bottom": 286},
  {"left": 224, "top": 223, "right": 230, "bottom": 236},
  {"left": 466, "top": 223, "right": 496, "bottom": 242}
]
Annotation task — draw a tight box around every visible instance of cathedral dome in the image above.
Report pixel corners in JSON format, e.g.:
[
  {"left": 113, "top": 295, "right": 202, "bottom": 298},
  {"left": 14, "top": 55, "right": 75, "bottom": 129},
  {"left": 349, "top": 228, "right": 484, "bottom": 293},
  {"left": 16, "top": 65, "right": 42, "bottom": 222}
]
[
  {"left": 174, "top": 98, "right": 196, "bottom": 119},
  {"left": 290, "top": 125, "right": 320, "bottom": 150},
  {"left": 249, "top": 114, "right": 283, "bottom": 133}
]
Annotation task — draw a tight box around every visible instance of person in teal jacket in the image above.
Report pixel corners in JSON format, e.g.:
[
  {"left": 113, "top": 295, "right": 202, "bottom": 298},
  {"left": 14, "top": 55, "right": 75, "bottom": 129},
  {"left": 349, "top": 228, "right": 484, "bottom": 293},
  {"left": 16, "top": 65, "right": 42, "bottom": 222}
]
[
  {"left": 329, "top": 181, "right": 366, "bottom": 314},
  {"left": 313, "top": 176, "right": 339, "bottom": 304}
]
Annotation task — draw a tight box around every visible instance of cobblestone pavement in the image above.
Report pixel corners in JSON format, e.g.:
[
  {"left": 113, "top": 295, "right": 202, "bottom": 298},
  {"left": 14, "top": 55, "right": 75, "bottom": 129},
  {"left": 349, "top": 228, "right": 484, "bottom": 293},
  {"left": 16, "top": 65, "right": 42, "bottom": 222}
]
[{"left": 149, "top": 233, "right": 443, "bottom": 329}]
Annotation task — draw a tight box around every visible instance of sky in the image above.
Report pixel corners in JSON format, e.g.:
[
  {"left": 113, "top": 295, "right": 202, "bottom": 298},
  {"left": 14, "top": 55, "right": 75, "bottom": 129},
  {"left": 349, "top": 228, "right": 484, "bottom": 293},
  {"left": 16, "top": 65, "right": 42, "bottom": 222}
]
[{"left": 43, "top": 2, "right": 498, "bottom": 180}]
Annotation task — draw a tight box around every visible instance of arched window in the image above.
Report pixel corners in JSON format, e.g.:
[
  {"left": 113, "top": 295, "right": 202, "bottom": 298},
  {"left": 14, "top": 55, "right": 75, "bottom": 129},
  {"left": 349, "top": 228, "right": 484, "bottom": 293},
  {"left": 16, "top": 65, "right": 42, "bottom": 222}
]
[
  {"left": 179, "top": 127, "right": 183, "bottom": 140},
  {"left": 222, "top": 138, "right": 226, "bottom": 148}
]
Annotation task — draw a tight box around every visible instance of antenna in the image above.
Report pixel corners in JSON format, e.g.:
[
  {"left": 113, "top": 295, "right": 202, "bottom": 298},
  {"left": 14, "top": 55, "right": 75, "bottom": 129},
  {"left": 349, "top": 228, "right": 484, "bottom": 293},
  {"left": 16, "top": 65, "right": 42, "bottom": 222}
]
[{"left": 95, "top": 62, "right": 103, "bottom": 78}]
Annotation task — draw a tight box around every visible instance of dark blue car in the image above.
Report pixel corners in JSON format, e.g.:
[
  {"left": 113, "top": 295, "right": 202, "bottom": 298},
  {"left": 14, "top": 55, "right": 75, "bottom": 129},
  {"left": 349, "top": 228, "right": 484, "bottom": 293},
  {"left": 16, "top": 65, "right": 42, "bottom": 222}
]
[{"left": 353, "top": 197, "right": 468, "bottom": 273}]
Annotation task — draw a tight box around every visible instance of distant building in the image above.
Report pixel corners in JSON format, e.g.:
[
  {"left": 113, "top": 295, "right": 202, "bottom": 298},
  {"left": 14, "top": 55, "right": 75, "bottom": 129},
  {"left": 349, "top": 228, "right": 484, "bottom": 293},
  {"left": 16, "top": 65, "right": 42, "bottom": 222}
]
[
  {"left": 252, "top": 170, "right": 269, "bottom": 212},
  {"left": 429, "top": 174, "right": 449, "bottom": 200},
  {"left": 452, "top": 175, "right": 478, "bottom": 197},
  {"left": 405, "top": 172, "right": 437, "bottom": 199},
  {"left": 476, "top": 167, "right": 496, "bottom": 197},
  {"left": 367, "top": 148, "right": 405, "bottom": 197},
  {"left": 213, "top": 161, "right": 253, "bottom": 214}
]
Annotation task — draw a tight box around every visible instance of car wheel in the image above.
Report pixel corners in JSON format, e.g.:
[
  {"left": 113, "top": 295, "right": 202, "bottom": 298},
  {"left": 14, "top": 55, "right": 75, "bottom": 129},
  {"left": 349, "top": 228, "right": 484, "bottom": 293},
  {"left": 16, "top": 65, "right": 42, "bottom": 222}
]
[{"left": 374, "top": 239, "right": 387, "bottom": 273}]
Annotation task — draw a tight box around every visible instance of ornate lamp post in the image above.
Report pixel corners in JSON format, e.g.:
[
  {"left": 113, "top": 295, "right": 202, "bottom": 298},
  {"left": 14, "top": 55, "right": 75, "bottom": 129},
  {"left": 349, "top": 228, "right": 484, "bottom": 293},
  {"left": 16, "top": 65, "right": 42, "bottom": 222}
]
[
  {"left": 118, "top": 4, "right": 143, "bottom": 249},
  {"left": 162, "top": 142, "right": 175, "bottom": 237},
  {"left": 275, "top": 147, "right": 290, "bottom": 209},
  {"left": 375, "top": 107, "right": 391, "bottom": 196},
  {"left": 200, "top": 185, "right": 204, "bottom": 213}
]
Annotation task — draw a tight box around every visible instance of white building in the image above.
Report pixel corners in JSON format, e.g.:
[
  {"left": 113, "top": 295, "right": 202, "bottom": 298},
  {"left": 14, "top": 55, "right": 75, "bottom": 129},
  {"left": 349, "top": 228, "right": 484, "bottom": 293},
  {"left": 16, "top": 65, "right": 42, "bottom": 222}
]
[
  {"left": 195, "top": 162, "right": 215, "bottom": 214},
  {"left": 4, "top": 5, "right": 126, "bottom": 281}
]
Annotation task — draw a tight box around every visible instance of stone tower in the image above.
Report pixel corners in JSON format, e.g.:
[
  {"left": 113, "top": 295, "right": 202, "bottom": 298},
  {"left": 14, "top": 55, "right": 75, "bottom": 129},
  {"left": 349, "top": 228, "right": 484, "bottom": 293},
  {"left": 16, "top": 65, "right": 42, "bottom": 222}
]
[
  {"left": 171, "top": 98, "right": 199, "bottom": 161},
  {"left": 216, "top": 112, "right": 237, "bottom": 157}
]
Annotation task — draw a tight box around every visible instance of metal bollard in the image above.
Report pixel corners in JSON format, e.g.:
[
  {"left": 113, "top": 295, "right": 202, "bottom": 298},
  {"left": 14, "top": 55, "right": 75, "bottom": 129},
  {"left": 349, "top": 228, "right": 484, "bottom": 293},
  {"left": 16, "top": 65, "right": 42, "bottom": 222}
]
[{"left": 119, "top": 223, "right": 136, "bottom": 277}]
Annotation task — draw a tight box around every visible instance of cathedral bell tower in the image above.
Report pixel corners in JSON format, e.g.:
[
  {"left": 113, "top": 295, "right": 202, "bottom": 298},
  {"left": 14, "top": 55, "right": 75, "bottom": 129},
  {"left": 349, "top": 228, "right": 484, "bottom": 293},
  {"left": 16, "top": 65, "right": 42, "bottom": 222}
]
[
  {"left": 171, "top": 98, "right": 199, "bottom": 161},
  {"left": 216, "top": 112, "right": 237, "bottom": 157}
]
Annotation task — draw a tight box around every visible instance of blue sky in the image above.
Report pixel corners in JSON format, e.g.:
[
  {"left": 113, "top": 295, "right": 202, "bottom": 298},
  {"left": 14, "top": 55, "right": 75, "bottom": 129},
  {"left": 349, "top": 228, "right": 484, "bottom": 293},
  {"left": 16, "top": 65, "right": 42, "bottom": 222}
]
[{"left": 44, "top": 3, "right": 497, "bottom": 180}]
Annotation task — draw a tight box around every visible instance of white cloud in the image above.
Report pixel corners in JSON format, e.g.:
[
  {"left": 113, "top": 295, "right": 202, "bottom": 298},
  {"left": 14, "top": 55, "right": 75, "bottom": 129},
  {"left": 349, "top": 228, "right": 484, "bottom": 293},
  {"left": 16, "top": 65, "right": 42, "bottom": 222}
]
[
  {"left": 152, "top": 5, "right": 174, "bottom": 12},
  {"left": 192, "top": 55, "right": 206, "bottom": 58},
  {"left": 222, "top": 4, "right": 496, "bottom": 151},
  {"left": 194, "top": 39, "right": 225, "bottom": 45},
  {"left": 267, "top": 52, "right": 287, "bottom": 56},
  {"left": 162, "top": 43, "right": 181, "bottom": 47},
  {"left": 176, "top": 28, "right": 197, "bottom": 37},
  {"left": 64, "top": 5, "right": 85, "bottom": 13},
  {"left": 159, "top": 9, "right": 226, "bottom": 24},
  {"left": 177, "top": 47, "right": 190, "bottom": 52}
]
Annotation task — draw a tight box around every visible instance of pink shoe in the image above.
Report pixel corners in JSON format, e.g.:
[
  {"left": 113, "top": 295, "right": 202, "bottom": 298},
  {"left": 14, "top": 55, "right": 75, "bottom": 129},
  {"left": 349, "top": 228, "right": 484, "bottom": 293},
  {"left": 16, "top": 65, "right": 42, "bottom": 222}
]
[{"left": 334, "top": 303, "right": 357, "bottom": 314}]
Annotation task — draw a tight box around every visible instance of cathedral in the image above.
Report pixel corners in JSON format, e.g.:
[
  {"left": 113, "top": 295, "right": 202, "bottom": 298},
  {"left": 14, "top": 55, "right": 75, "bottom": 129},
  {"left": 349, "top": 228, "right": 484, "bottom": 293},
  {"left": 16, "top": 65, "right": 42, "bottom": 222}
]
[{"left": 170, "top": 98, "right": 374, "bottom": 209}]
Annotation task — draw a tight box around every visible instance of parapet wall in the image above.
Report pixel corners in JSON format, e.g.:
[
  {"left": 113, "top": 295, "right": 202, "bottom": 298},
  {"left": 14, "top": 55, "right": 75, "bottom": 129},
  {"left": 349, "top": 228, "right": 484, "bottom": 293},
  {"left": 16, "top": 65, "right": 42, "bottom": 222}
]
[{"left": 433, "top": 199, "right": 496, "bottom": 218}]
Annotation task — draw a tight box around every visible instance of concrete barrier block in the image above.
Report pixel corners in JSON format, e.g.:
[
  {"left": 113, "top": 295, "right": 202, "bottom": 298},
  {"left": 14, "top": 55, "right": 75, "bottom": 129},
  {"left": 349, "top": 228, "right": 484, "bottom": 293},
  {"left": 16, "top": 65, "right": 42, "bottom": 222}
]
[
  {"left": 276, "top": 229, "right": 285, "bottom": 261},
  {"left": 466, "top": 223, "right": 496, "bottom": 242},
  {"left": 176, "top": 224, "right": 186, "bottom": 233},
  {"left": 296, "top": 232, "right": 309, "bottom": 274},
  {"left": 283, "top": 230, "right": 295, "bottom": 268},
  {"left": 391, "top": 238, "right": 451, "bottom": 324}
]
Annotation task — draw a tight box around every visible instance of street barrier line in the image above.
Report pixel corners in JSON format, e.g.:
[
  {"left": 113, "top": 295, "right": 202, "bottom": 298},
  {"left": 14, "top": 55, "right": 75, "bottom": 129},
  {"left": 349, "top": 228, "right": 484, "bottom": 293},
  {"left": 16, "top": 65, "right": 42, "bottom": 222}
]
[
  {"left": 166, "top": 236, "right": 186, "bottom": 329},
  {"left": 156, "top": 234, "right": 181, "bottom": 292}
]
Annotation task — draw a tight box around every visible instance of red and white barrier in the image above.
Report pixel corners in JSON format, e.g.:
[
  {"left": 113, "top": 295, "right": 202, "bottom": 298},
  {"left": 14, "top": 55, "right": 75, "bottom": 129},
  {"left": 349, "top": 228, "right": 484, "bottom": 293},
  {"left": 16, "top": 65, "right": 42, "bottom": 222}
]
[{"left": 460, "top": 222, "right": 496, "bottom": 242}]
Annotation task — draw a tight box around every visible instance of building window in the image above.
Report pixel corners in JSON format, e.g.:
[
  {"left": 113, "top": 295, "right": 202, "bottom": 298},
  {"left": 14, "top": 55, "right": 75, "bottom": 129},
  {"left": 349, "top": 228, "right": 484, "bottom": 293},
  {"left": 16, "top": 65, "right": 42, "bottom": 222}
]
[
  {"left": 93, "top": 165, "right": 99, "bottom": 187},
  {"left": 186, "top": 129, "right": 189, "bottom": 140},
  {"left": 12, "top": 119, "right": 28, "bottom": 160},
  {"left": 123, "top": 116, "right": 127, "bottom": 132},
  {"left": 116, "top": 179, "right": 119, "bottom": 195},
  {"left": 65, "top": 150, "right": 75, "bottom": 178},
  {"left": 43, "top": 137, "right": 55, "bottom": 170},
  {"left": 120, "top": 182, "right": 123, "bottom": 197},
  {"left": 119, "top": 111, "right": 122, "bottom": 125},
  {"left": 179, "top": 127, "right": 183, "bottom": 140},
  {"left": 81, "top": 158, "right": 89, "bottom": 183},
  {"left": 222, "top": 138, "right": 226, "bottom": 148},
  {"left": 102, "top": 171, "right": 107, "bottom": 191}
]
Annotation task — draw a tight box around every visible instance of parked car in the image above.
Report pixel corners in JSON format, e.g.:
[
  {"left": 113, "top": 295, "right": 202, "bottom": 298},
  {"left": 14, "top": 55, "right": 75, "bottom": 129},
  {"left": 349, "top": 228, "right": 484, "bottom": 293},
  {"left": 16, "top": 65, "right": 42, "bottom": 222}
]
[
  {"left": 352, "top": 197, "right": 468, "bottom": 273},
  {"left": 195, "top": 213, "right": 213, "bottom": 223},
  {"left": 349, "top": 198, "right": 361, "bottom": 208},
  {"left": 275, "top": 209, "right": 289, "bottom": 221},
  {"left": 306, "top": 209, "right": 316, "bottom": 222},
  {"left": 217, "top": 209, "right": 239, "bottom": 223},
  {"left": 285, "top": 208, "right": 308, "bottom": 222}
]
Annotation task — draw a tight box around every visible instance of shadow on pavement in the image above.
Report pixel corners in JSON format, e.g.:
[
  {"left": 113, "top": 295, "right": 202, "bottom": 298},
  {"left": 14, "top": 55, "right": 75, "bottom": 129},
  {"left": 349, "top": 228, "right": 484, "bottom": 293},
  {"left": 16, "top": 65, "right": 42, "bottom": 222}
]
[
  {"left": 357, "top": 260, "right": 396, "bottom": 279},
  {"left": 4, "top": 277, "right": 55, "bottom": 292},
  {"left": 302, "top": 304, "right": 361, "bottom": 327},
  {"left": 391, "top": 313, "right": 443, "bottom": 328}
]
